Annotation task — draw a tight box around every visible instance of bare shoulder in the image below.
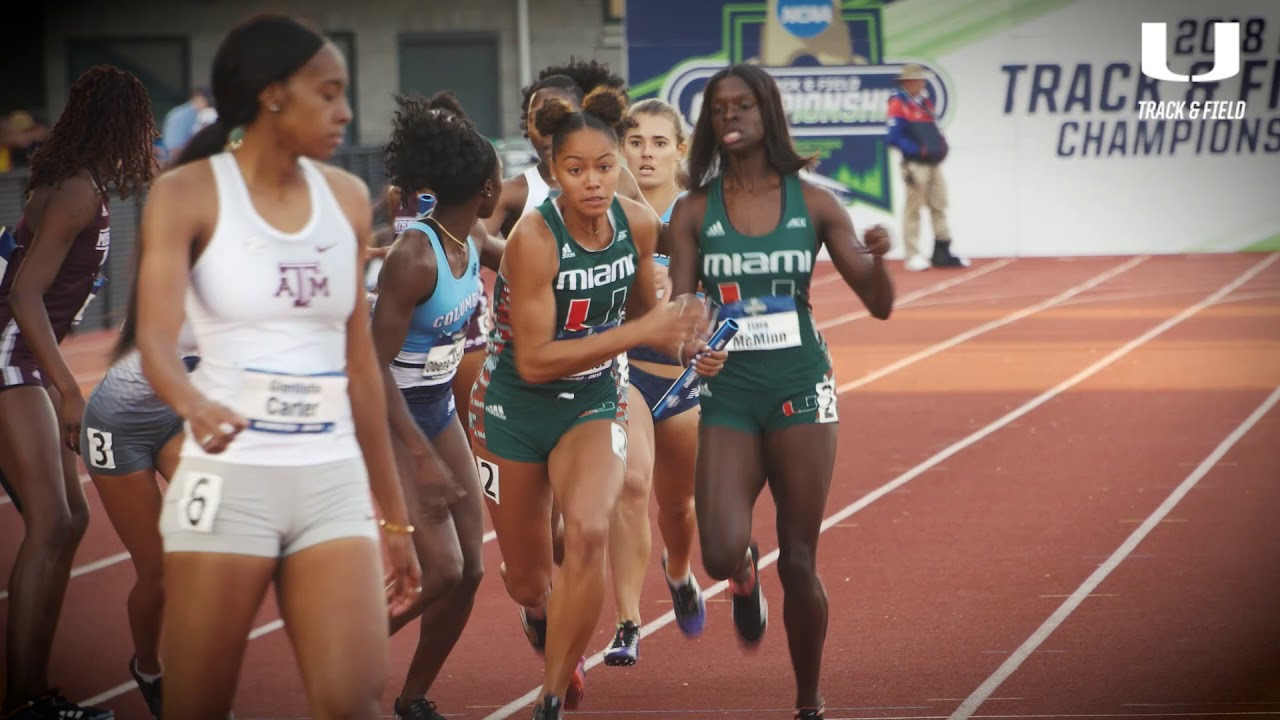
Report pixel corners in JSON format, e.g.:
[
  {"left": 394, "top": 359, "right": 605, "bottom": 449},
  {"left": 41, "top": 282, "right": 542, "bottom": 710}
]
[
  {"left": 152, "top": 158, "right": 215, "bottom": 197},
  {"left": 317, "top": 162, "right": 371, "bottom": 206},
  {"left": 618, "top": 194, "right": 660, "bottom": 235},
  {"left": 146, "top": 160, "right": 218, "bottom": 229},
  {"left": 503, "top": 207, "right": 557, "bottom": 273},
  {"left": 502, "top": 172, "right": 530, "bottom": 203},
  {"left": 670, "top": 186, "right": 710, "bottom": 222}
]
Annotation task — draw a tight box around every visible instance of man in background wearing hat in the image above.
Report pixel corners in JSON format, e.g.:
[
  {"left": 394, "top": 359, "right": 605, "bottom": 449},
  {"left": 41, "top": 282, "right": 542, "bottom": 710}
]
[{"left": 887, "top": 64, "right": 967, "bottom": 271}]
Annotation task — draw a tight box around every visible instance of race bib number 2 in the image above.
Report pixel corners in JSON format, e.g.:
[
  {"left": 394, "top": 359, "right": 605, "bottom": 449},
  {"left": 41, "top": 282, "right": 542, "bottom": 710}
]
[{"left": 177, "top": 472, "right": 223, "bottom": 533}]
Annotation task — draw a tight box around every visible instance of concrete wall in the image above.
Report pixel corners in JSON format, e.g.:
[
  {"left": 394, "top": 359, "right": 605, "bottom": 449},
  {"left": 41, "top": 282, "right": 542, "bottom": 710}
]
[{"left": 44, "top": 0, "right": 625, "bottom": 143}]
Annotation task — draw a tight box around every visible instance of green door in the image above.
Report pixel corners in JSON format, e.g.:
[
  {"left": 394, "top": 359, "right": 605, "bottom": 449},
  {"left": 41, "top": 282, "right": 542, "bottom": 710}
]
[{"left": 398, "top": 32, "right": 501, "bottom": 137}]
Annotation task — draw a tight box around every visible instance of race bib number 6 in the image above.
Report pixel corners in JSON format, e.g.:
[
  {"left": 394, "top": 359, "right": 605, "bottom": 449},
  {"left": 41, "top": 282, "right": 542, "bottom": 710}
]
[{"left": 177, "top": 472, "right": 224, "bottom": 533}]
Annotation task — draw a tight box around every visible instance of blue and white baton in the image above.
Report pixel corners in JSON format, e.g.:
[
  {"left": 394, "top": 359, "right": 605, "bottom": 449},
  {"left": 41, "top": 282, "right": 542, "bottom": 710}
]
[{"left": 650, "top": 319, "right": 739, "bottom": 421}]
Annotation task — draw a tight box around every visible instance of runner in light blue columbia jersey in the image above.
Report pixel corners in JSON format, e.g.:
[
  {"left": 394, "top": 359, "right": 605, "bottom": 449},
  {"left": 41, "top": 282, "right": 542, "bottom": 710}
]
[{"left": 371, "top": 90, "right": 505, "bottom": 720}]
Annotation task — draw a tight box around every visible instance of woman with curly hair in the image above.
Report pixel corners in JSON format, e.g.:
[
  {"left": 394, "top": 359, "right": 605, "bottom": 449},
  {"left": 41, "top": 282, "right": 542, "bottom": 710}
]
[
  {"left": 0, "top": 64, "right": 156, "bottom": 720},
  {"left": 372, "top": 90, "right": 503, "bottom": 720}
]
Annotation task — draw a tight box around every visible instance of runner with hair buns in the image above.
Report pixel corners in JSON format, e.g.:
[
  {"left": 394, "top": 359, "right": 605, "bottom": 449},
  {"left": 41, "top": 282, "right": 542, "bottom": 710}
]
[
  {"left": 470, "top": 86, "right": 724, "bottom": 720},
  {"left": 668, "top": 64, "right": 894, "bottom": 720},
  {"left": 0, "top": 63, "right": 157, "bottom": 720},
  {"left": 133, "top": 13, "right": 420, "bottom": 719},
  {"left": 485, "top": 58, "right": 648, "bottom": 240},
  {"left": 373, "top": 89, "right": 504, "bottom": 720}
]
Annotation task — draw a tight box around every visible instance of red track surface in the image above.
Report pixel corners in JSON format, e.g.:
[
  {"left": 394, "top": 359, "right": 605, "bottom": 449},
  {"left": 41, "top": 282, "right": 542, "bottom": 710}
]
[{"left": 3, "top": 254, "right": 1279, "bottom": 719}]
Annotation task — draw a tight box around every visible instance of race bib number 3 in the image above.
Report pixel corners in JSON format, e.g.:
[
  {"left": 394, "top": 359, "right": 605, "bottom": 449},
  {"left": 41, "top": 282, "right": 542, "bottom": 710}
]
[
  {"left": 177, "top": 472, "right": 223, "bottom": 533},
  {"left": 721, "top": 296, "right": 803, "bottom": 352},
  {"left": 240, "top": 370, "right": 347, "bottom": 434},
  {"left": 85, "top": 427, "right": 117, "bottom": 470}
]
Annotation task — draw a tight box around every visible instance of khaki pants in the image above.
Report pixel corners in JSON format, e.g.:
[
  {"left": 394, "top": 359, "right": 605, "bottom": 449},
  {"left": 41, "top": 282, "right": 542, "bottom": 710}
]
[{"left": 901, "top": 161, "right": 951, "bottom": 258}]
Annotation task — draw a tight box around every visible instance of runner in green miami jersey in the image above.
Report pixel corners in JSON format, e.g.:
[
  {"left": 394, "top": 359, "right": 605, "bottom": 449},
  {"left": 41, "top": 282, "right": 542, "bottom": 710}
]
[
  {"left": 667, "top": 64, "right": 894, "bottom": 720},
  {"left": 469, "top": 86, "right": 725, "bottom": 720}
]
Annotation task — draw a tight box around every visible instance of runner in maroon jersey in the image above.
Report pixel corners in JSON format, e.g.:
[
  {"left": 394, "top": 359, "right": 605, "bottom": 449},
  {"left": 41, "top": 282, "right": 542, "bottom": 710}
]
[{"left": 0, "top": 65, "right": 156, "bottom": 720}]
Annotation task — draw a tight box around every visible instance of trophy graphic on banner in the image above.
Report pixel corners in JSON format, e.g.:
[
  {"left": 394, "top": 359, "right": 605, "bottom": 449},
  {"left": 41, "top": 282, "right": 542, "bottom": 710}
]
[{"left": 759, "top": 0, "right": 869, "bottom": 66}]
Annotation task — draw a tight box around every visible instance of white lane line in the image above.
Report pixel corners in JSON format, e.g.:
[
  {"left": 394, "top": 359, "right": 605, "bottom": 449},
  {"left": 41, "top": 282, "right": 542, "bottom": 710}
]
[
  {"left": 0, "top": 551, "right": 130, "bottom": 601},
  {"left": 482, "top": 255, "right": 1273, "bottom": 719},
  {"left": 835, "top": 257, "right": 1146, "bottom": 393},
  {"left": 76, "top": 533, "right": 500, "bottom": 706},
  {"left": 73, "top": 252, "right": 1234, "bottom": 712},
  {"left": 15, "top": 260, "right": 1023, "bottom": 588},
  {"left": 816, "top": 258, "right": 1016, "bottom": 330},
  {"left": 0, "top": 473, "right": 92, "bottom": 508},
  {"left": 948, "top": 384, "right": 1280, "bottom": 720}
]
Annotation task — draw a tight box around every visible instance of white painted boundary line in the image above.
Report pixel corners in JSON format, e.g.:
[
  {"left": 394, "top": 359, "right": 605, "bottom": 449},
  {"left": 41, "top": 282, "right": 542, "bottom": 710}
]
[
  {"left": 948, "top": 384, "right": 1280, "bottom": 720},
  {"left": 485, "top": 254, "right": 1275, "bottom": 719},
  {"left": 17, "top": 261, "right": 1022, "bottom": 589}
]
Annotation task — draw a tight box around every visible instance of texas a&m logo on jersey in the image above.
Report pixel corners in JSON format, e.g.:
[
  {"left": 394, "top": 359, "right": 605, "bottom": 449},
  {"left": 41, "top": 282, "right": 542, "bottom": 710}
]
[{"left": 275, "top": 262, "right": 331, "bottom": 308}]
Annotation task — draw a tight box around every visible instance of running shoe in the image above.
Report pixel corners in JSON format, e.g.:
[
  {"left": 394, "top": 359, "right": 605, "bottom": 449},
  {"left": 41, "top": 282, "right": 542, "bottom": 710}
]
[
  {"left": 662, "top": 552, "right": 707, "bottom": 637},
  {"left": 603, "top": 620, "right": 640, "bottom": 666},
  {"left": 795, "top": 706, "right": 826, "bottom": 719},
  {"left": 564, "top": 656, "right": 586, "bottom": 710},
  {"left": 31, "top": 689, "right": 114, "bottom": 719},
  {"left": 730, "top": 542, "right": 768, "bottom": 646},
  {"left": 531, "top": 695, "right": 562, "bottom": 720},
  {"left": 128, "top": 656, "right": 162, "bottom": 719},
  {"left": 519, "top": 604, "right": 547, "bottom": 653},
  {"left": 394, "top": 697, "right": 446, "bottom": 720}
]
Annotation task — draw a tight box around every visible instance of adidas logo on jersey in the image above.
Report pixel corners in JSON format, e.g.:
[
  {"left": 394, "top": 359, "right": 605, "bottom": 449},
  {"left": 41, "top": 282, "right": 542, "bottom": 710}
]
[
  {"left": 618, "top": 229, "right": 629, "bottom": 241},
  {"left": 486, "top": 404, "right": 506, "bottom": 420},
  {"left": 561, "top": 244, "right": 576, "bottom": 259},
  {"left": 786, "top": 217, "right": 808, "bottom": 229},
  {"left": 706, "top": 221, "right": 726, "bottom": 237}
]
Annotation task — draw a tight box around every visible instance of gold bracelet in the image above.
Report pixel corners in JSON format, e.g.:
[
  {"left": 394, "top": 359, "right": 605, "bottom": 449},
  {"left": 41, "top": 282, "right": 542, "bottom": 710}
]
[{"left": 378, "top": 518, "right": 416, "bottom": 535}]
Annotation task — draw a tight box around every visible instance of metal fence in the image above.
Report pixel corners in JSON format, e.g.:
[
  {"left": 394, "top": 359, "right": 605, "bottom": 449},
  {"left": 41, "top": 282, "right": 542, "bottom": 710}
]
[{"left": 0, "top": 140, "right": 536, "bottom": 335}]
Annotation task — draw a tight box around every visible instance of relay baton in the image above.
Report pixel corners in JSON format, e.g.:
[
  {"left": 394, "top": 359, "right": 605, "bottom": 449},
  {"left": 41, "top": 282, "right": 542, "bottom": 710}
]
[{"left": 650, "top": 318, "right": 739, "bottom": 421}]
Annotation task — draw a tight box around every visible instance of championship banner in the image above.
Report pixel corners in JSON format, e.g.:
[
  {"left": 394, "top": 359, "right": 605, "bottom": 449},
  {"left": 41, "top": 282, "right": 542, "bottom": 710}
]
[{"left": 627, "top": 0, "right": 1279, "bottom": 257}]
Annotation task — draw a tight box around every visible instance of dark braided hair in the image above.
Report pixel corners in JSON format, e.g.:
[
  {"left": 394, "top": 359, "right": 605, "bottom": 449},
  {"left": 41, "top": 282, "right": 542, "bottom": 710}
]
[
  {"left": 27, "top": 65, "right": 157, "bottom": 199},
  {"left": 520, "top": 57, "right": 627, "bottom": 139},
  {"left": 535, "top": 86, "right": 628, "bottom": 159},
  {"left": 385, "top": 91, "right": 497, "bottom": 207}
]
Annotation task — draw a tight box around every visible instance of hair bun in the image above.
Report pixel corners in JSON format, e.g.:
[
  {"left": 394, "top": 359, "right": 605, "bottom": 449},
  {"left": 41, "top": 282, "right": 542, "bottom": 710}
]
[
  {"left": 426, "top": 90, "right": 466, "bottom": 118},
  {"left": 581, "top": 86, "right": 626, "bottom": 129},
  {"left": 533, "top": 96, "right": 576, "bottom": 139}
]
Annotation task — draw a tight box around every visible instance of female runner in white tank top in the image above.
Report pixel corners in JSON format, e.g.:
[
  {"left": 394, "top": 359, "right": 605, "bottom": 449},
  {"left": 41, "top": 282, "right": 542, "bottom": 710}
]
[{"left": 132, "top": 14, "right": 420, "bottom": 720}]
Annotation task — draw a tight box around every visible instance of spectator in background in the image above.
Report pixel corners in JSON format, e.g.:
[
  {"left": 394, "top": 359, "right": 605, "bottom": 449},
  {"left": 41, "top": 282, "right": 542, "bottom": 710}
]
[
  {"left": 160, "top": 86, "right": 213, "bottom": 156},
  {"left": 886, "top": 64, "right": 967, "bottom": 271},
  {"left": 0, "top": 110, "right": 51, "bottom": 172}
]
